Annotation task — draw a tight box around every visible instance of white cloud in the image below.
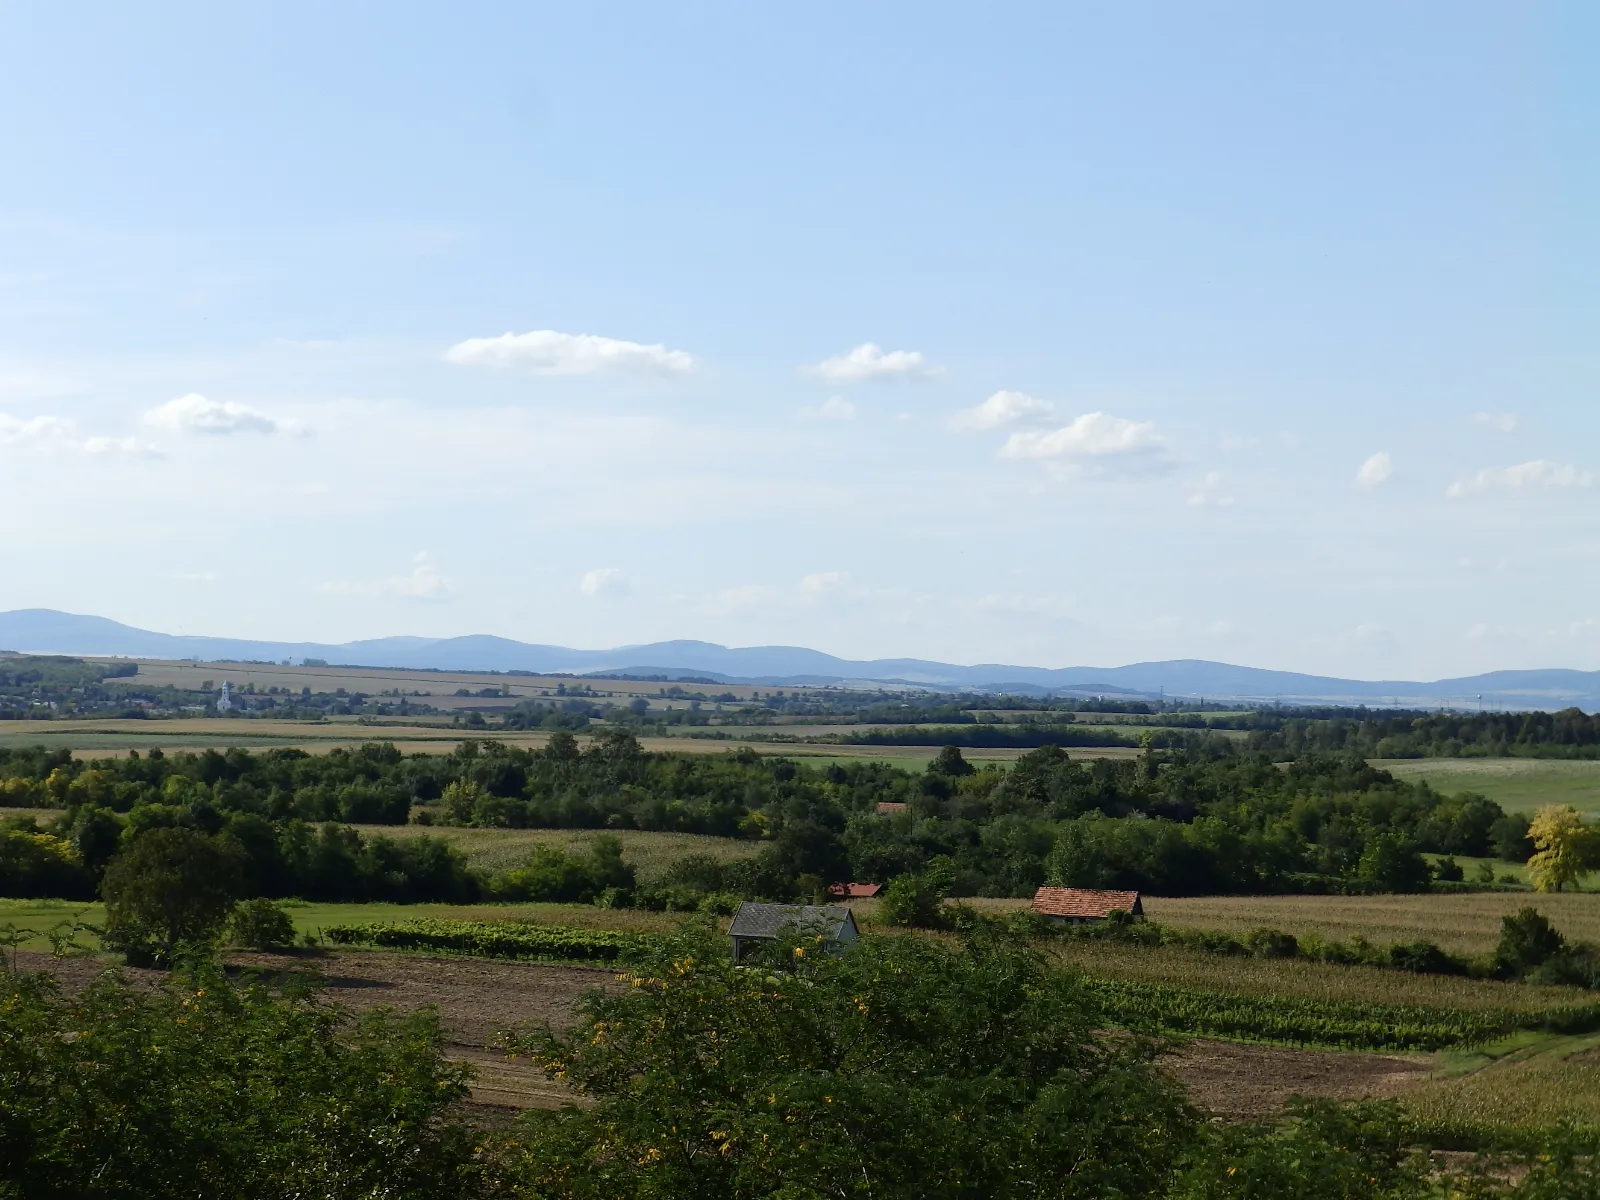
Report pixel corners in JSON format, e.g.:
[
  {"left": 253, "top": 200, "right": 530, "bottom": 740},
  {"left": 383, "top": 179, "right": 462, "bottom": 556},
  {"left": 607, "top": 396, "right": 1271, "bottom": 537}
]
[
  {"left": 799, "top": 570, "right": 850, "bottom": 596},
  {"left": 0, "top": 413, "right": 158, "bottom": 457},
  {"left": 949, "top": 390, "right": 1054, "bottom": 432},
  {"left": 578, "top": 567, "right": 631, "bottom": 598},
  {"left": 444, "top": 329, "right": 694, "bottom": 376},
  {"left": 83, "top": 435, "right": 160, "bottom": 458},
  {"left": 322, "top": 551, "right": 453, "bottom": 600},
  {"left": 1447, "top": 460, "right": 1594, "bottom": 497},
  {"left": 0, "top": 414, "right": 72, "bottom": 445},
  {"left": 1355, "top": 452, "right": 1392, "bottom": 488},
  {"left": 807, "top": 343, "right": 936, "bottom": 382},
  {"left": 145, "top": 393, "right": 283, "bottom": 435},
  {"left": 1187, "top": 472, "right": 1235, "bottom": 507},
  {"left": 999, "top": 412, "right": 1170, "bottom": 474},
  {"left": 800, "top": 395, "right": 856, "bottom": 421},
  {"left": 1470, "top": 412, "right": 1517, "bottom": 433}
]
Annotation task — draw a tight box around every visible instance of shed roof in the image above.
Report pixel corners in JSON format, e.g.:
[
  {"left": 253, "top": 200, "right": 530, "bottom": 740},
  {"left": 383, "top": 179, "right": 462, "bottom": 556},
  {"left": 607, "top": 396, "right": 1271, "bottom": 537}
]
[
  {"left": 728, "top": 902, "right": 857, "bottom": 941},
  {"left": 875, "top": 802, "right": 909, "bottom": 814},
  {"left": 828, "top": 882, "right": 882, "bottom": 899},
  {"left": 1031, "top": 887, "right": 1142, "bottom": 919}
]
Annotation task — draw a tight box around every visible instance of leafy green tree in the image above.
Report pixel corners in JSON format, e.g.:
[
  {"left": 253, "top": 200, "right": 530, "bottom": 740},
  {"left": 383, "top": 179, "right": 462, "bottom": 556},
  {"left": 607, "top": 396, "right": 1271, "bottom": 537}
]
[
  {"left": 101, "top": 828, "right": 245, "bottom": 966},
  {"left": 1357, "top": 834, "right": 1430, "bottom": 893},
  {"left": 500, "top": 923, "right": 1197, "bottom": 1199},
  {"left": 0, "top": 963, "right": 473, "bottom": 1196},
  {"left": 928, "top": 744, "right": 976, "bottom": 777},
  {"left": 879, "top": 857, "right": 956, "bottom": 927}
]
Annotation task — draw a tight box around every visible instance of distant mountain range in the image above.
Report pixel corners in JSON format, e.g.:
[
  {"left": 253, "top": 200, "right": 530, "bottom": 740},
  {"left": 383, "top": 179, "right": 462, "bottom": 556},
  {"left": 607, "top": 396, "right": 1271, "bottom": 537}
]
[{"left": 2, "top": 608, "right": 1597, "bottom": 710}]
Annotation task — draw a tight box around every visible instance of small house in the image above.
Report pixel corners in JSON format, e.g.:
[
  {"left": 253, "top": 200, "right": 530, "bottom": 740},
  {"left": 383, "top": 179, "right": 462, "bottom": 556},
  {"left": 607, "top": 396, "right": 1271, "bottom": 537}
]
[
  {"left": 728, "top": 901, "right": 860, "bottom": 961},
  {"left": 875, "top": 802, "right": 909, "bottom": 815},
  {"left": 1030, "top": 887, "right": 1144, "bottom": 924},
  {"left": 828, "top": 882, "right": 882, "bottom": 900}
]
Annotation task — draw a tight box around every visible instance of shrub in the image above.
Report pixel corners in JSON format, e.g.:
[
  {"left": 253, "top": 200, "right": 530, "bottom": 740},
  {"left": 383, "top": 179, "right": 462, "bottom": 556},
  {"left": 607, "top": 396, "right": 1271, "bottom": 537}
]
[
  {"left": 1496, "top": 907, "right": 1566, "bottom": 977},
  {"left": 229, "top": 898, "right": 296, "bottom": 951},
  {"left": 1242, "top": 927, "right": 1300, "bottom": 958},
  {"left": 879, "top": 858, "right": 956, "bottom": 928}
]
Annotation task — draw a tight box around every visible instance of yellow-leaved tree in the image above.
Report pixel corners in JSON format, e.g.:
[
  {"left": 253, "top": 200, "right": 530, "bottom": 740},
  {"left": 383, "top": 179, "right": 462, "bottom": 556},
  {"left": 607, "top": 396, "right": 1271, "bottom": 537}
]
[{"left": 1526, "top": 804, "right": 1600, "bottom": 893}]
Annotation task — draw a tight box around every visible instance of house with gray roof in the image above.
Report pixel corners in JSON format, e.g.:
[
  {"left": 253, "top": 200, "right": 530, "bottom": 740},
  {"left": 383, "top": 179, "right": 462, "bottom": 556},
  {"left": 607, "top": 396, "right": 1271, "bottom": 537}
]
[{"left": 728, "top": 901, "right": 860, "bottom": 961}]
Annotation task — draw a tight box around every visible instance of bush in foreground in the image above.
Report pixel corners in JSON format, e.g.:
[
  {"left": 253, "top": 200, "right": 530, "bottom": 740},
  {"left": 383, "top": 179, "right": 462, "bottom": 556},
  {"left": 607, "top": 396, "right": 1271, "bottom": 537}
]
[{"left": 0, "top": 963, "right": 474, "bottom": 1198}]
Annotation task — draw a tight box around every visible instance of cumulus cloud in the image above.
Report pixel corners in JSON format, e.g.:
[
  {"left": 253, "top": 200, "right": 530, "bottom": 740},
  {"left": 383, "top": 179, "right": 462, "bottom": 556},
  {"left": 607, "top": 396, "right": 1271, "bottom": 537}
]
[
  {"left": 1447, "top": 460, "right": 1594, "bottom": 497},
  {"left": 1470, "top": 412, "right": 1517, "bottom": 433},
  {"left": 444, "top": 329, "right": 694, "bottom": 376},
  {"left": 800, "top": 396, "right": 856, "bottom": 421},
  {"left": 322, "top": 552, "right": 453, "bottom": 600},
  {"left": 1355, "top": 452, "right": 1392, "bottom": 488},
  {"left": 578, "top": 567, "right": 631, "bottom": 598},
  {"left": 949, "top": 390, "right": 1054, "bottom": 432},
  {"left": 998, "top": 412, "right": 1170, "bottom": 475},
  {"left": 145, "top": 393, "right": 284, "bottom": 435},
  {"left": 1187, "top": 472, "right": 1235, "bottom": 507},
  {"left": 807, "top": 343, "right": 936, "bottom": 382}
]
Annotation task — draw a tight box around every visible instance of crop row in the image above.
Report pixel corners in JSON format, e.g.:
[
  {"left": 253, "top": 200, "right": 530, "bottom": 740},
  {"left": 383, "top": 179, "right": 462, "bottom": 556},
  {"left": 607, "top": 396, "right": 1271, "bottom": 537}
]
[
  {"left": 1081, "top": 977, "right": 1600, "bottom": 1051},
  {"left": 322, "top": 919, "right": 654, "bottom": 962}
]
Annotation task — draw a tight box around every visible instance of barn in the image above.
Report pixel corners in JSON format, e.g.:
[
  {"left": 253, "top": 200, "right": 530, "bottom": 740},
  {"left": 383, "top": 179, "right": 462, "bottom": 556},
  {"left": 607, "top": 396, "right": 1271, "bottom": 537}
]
[
  {"left": 728, "top": 902, "right": 860, "bottom": 961},
  {"left": 1030, "top": 887, "right": 1144, "bottom": 924}
]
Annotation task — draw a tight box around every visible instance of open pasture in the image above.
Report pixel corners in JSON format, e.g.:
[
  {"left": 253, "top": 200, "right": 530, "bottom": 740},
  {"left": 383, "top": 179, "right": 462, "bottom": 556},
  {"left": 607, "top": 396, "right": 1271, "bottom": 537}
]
[
  {"left": 1141, "top": 892, "right": 1600, "bottom": 956},
  {"left": 1373, "top": 756, "right": 1600, "bottom": 817}
]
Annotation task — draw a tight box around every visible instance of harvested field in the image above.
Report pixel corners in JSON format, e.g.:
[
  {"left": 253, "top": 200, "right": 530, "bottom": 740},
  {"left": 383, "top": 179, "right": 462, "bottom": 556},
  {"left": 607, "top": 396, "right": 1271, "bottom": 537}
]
[
  {"left": 1141, "top": 892, "right": 1600, "bottom": 955},
  {"left": 1164, "top": 1040, "right": 1431, "bottom": 1118}
]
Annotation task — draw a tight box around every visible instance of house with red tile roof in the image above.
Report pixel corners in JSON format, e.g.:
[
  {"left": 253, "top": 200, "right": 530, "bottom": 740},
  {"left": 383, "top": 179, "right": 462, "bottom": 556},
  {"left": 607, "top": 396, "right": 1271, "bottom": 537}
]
[
  {"left": 1030, "top": 887, "right": 1143, "bottom": 923},
  {"left": 875, "top": 802, "right": 909, "bottom": 815},
  {"left": 828, "top": 882, "right": 882, "bottom": 900}
]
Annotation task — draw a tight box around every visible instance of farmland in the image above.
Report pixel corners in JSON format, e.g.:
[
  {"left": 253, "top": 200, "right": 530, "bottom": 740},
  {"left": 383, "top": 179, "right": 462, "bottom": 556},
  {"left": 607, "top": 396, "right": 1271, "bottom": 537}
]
[
  {"left": 1140, "top": 892, "right": 1600, "bottom": 955},
  {"left": 1374, "top": 756, "right": 1600, "bottom": 817}
]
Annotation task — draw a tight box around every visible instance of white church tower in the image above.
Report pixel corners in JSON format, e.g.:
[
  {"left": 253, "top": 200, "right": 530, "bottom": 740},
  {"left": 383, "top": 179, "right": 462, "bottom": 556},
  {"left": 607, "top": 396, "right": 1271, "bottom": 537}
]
[{"left": 216, "top": 680, "right": 233, "bottom": 713}]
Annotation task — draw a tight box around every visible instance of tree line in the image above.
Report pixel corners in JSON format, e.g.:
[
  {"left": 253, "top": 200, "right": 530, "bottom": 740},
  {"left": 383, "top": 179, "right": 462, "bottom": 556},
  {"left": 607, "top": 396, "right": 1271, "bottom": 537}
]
[{"left": 0, "top": 734, "right": 1557, "bottom": 906}]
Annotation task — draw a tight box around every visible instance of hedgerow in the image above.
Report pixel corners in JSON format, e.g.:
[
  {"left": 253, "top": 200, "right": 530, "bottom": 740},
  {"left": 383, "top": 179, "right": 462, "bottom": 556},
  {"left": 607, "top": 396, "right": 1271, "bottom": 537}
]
[{"left": 322, "top": 918, "right": 655, "bottom": 962}]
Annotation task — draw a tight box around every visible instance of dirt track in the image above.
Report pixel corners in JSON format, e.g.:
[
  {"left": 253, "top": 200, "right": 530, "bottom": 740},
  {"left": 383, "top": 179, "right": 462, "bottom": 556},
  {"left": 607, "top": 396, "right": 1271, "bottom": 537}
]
[{"left": 16, "top": 949, "right": 1435, "bottom": 1119}]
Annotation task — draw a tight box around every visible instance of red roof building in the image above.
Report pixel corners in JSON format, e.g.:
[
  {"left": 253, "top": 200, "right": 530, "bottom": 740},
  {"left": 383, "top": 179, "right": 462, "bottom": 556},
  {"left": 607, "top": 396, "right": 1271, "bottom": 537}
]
[
  {"left": 828, "top": 883, "right": 883, "bottom": 899},
  {"left": 875, "top": 802, "right": 909, "bottom": 815},
  {"left": 1030, "top": 887, "right": 1144, "bottom": 922}
]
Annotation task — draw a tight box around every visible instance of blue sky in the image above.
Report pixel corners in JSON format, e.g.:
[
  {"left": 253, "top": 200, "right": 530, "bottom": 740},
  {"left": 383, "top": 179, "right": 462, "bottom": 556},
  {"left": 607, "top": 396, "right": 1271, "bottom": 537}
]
[{"left": 0, "top": 2, "right": 1594, "bottom": 678}]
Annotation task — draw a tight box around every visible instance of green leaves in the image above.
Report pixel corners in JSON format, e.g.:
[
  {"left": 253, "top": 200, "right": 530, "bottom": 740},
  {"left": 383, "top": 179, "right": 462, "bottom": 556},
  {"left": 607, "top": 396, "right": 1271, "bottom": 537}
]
[{"left": 324, "top": 918, "right": 654, "bottom": 962}]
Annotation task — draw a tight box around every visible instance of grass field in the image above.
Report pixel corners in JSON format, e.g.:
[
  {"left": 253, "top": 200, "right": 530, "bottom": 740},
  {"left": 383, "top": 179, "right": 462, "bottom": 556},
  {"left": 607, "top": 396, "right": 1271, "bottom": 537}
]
[
  {"left": 364, "top": 824, "right": 762, "bottom": 877},
  {"left": 1374, "top": 757, "right": 1600, "bottom": 817}
]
